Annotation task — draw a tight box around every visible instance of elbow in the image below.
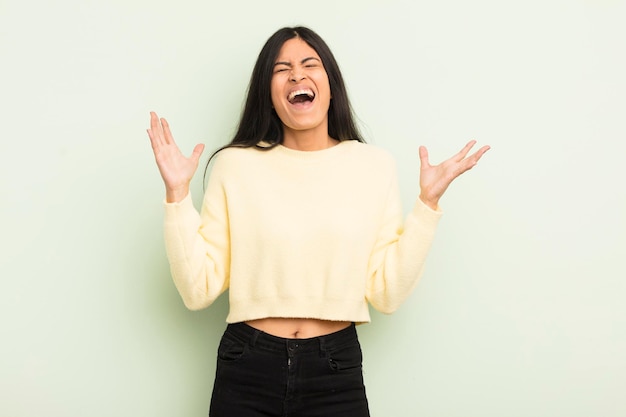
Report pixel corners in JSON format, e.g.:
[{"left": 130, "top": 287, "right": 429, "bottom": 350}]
[
  {"left": 183, "top": 300, "right": 207, "bottom": 311},
  {"left": 171, "top": 267, "right": 226, "bottom": 311},
  {"left": 180, "top": 292, "right": 214, "bottom": 311},
  {"left": 373, "top": 302, "right": 400, "bottom": 315},
  {"left": 367, "top": 293, "right": 402, "bottom": 315}
]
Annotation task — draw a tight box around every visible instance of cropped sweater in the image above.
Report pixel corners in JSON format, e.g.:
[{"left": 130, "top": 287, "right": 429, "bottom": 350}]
[{"left": 163, "top": 140, "right": 442, "bottom": 323}]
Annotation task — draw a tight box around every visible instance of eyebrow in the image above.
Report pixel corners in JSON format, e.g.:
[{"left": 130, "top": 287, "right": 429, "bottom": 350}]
[{"left": 273, "top": 57, "right": 321, "bottom": 67}]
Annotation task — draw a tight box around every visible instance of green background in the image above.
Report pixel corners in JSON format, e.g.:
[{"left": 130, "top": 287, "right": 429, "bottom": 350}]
[{"left": 2, "top": 0, "right": 625, "bottom": 415}]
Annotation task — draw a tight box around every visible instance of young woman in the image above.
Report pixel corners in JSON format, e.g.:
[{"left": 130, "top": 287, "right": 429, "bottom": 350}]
[{"left": 147, "top": 26, "right": 489, "bottom": 417}]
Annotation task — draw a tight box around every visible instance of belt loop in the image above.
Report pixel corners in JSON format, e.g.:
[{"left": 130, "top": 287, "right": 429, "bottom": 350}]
[
  {"left": 250, "top": 329, "right": 261, "bottom": 347},
  {"left": 318, "top": 335, "right": 327, "bottom": 357}
]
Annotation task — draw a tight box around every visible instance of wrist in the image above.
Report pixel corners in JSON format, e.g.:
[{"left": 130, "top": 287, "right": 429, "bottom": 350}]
[
  {"left": 419, "top": 194, "right": 439, "bottom": 211},
  {"left": 165, "top": 186, "right": 189, "bottom": 203}
]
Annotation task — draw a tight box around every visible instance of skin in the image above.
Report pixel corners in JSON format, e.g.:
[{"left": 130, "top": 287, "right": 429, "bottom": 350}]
[
  {"left": 146, "top": 38, "right": 490, "bottom": 339},
  {"left": 270, "top": 38, "right": 335, "bottom": 151}
]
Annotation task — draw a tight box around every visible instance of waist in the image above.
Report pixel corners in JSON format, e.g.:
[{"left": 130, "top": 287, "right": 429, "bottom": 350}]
[
  {"left": 245, "top": 317, "right": 351, "bottom": 339},
  {"left": 225, "top": 321, "right": 358, "bottom": 354},
  {"left": 226, "top": 296, "right": 372, "bottom": 324}
]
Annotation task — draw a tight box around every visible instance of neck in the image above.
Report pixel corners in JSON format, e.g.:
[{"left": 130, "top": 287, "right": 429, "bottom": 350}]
[{"left": 282, "top": 125, "right": 337, "bottom": 151}]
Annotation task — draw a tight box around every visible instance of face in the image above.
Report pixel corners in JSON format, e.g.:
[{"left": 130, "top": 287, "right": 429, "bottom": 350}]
[{"left": 270, "top": 38, "right": 332, "bottom": 137}]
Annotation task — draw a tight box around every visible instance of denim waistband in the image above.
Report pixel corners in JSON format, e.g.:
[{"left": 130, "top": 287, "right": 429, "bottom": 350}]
[{"left": 224, "top": 322, "right": 358, "bottom": 355}]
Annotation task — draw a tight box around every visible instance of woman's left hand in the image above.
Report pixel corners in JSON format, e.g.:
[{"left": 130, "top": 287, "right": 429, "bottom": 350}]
[{"left": 418, "top": 140, "right": 490, "bottom": 210}]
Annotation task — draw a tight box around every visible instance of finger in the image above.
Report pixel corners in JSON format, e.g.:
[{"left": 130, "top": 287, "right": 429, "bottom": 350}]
[
  {"left": 190, "top": 143, "right": 205, "bottom": 164},
  {"left": 468, "top": 145, "right": 491, "bottom": 165},
  {"left": 161, "top": 117, "right": 176, "bottom": 145},
  {"left": 455, "top": 140, "right": 477, "bottom": 161},
  {"left": 457, "top": 145, "right": 490, "bottom": 175},
  {"left": 418, "top": 146, "right": 431, "bottom": 169},
  {"left": 149, "top": 112, "right": 165, "bottom": 146},
  {"left": 146, "top": 128, "right": 159, "bottom": 152},
  {"left": 475, "top": 145, "right": 491, "bottom": 159}
]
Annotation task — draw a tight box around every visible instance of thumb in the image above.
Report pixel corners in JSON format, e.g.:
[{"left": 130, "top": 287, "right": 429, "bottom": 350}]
[
  {"left": 418, "top": 146, "right": 430, "bottom": 169},
  {"left": 190, "top": 143, "right": 205, "bottom": 163}
]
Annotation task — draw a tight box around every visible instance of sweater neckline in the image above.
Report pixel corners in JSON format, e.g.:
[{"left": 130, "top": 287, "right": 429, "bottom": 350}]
[{"left": 273, "top": 140, "right": 358, "bottom": 161}]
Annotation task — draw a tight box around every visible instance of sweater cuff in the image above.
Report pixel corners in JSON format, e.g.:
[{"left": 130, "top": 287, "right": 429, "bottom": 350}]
[
  {"left": 412, "top": 197, "right": 443, "bottom": 220},
  {"left": 163, "top": 192, "right": 196, "bottom": 220}
]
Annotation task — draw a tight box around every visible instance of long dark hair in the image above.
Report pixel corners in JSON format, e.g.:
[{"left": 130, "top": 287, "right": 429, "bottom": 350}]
[{"left": 204, "top": 26, "right": 364, "bottom": 179}]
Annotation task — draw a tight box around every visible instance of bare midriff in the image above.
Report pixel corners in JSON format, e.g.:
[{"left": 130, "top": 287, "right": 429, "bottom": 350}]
[{"left": 245, "top": 318, "right": 351, "bottom": 339}]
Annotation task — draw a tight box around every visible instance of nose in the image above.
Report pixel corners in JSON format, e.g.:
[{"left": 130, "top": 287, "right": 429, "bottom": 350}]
[{"left": 289, "top": 67, "right": 306, "bottom": 82}]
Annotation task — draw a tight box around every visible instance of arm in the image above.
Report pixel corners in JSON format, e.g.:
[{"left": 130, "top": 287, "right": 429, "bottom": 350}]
[
  {"left": 365, "top": 169, "right": 442, "bottom": 313},
  {"left": 163, "top": 173, "right": 231, "bottom": 310},
  {"left": 147, "top": 112, "right": 229, "bottom": 309},
  {"left": 366, "top": 141, "right": 489, "bottom": 312}
]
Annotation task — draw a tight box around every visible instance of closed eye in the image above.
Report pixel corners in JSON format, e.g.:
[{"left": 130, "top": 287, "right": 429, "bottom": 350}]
[
  {"left": 302, "top": 57, "right": 321, "bottom": 67},
  {"left": 273, "top": 61, "right": 291, "bottom": 72}
]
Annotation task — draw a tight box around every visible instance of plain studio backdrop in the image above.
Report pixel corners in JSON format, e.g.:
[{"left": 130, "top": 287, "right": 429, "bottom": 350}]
[{"left": 1, "top": 0, "right": 624, "bottom": 416}]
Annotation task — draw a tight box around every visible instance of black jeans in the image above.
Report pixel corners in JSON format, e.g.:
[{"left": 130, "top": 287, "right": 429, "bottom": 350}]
[{"left": 209, "top": 322, "right": 370, "bottom": 417}]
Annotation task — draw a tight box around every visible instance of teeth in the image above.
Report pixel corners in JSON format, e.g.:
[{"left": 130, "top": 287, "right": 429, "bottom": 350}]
[{"left": 288, "top": 89, "right": 315, "bottom": 102}]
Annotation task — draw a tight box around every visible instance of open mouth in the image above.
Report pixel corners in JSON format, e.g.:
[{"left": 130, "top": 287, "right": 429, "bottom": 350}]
[{"left": 287, "top": 89, "right": 315, "bottom": 104}]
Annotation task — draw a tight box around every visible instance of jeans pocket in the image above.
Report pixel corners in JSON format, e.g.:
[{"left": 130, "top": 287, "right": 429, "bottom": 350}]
[
  {"left": 217, "top": 334, "right": 248, "bottom": 363},
  {"left": 327, "top": 342, "right": 363, "bottom": 372}
]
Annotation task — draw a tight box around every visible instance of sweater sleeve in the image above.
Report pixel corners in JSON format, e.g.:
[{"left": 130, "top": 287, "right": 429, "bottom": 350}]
[
  {"left": 365, "top": 163, "right": 442, "bottom": 314},
  {"left": 162, "top": 157, "right": 231, "bottom": 310}
]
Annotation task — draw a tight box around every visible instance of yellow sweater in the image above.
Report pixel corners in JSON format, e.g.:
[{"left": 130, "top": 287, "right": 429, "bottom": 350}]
[{"left": 163, "top": 140, "right": 442, "bottom": 323}]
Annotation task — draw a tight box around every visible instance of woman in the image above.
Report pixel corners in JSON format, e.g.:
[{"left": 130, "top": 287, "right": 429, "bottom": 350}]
[{"left": 147, "top": 26, "right": 489, "bottom": 417}]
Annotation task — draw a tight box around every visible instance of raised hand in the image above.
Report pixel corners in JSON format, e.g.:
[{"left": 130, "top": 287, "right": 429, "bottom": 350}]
[
  {"left": 418, "top": 140, "right": 490, "bottom": 210},
  {"left": 147, "top": 111, "right": 205, "bottom": 203}
]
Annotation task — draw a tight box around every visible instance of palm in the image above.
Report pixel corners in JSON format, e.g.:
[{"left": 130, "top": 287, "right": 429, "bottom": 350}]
[
  {"left": 147, "top": 112, "right": 204, "bottom": 194},
  {"left": 418, "top": 140, "right": 490, "bottom": 209}
]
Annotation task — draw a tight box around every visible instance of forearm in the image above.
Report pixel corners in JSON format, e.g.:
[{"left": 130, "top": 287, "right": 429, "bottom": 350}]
[
  {"left": 366, "top": 198, "right": 442, "bottom": 313},
  {"left": 163, "top": 193, "right": 230, "bottom": 310}
]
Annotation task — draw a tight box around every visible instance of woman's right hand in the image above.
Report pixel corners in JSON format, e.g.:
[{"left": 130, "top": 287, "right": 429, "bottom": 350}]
[{"left": 147, "top": 112, "right": 205, "bottom": 203}]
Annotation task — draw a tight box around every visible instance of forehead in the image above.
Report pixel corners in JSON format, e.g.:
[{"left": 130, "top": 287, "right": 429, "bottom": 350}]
[{"left": 275, "top": 38, "right": 321, "bottom": 62}]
